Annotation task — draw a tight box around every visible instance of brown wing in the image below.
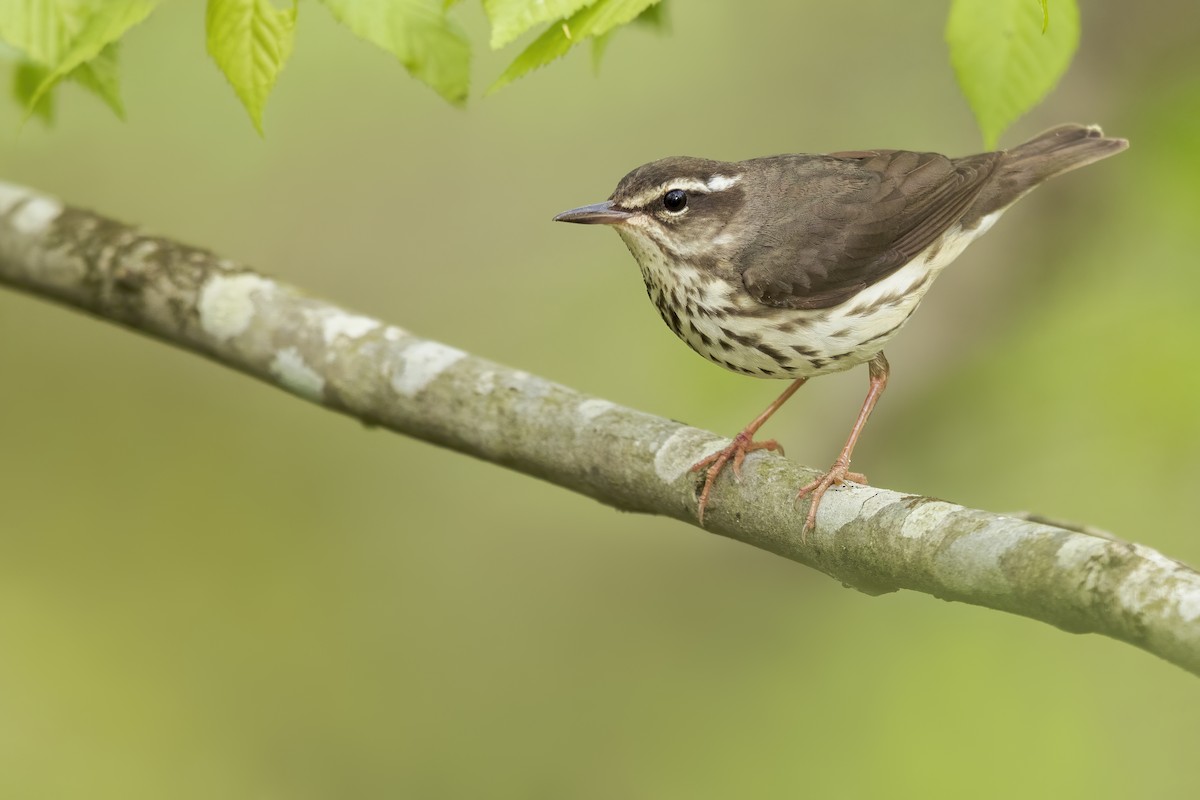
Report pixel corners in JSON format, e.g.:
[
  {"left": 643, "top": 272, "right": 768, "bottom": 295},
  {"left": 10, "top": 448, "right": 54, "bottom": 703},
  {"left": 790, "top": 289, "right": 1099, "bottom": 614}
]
[{"left": 739, "top": 149, "right": 1002, "bottom": 310}]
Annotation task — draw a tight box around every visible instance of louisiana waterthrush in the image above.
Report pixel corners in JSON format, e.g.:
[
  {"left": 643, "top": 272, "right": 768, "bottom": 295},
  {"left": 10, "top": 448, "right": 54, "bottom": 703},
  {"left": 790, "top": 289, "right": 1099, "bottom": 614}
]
[{"left": 555, "top": 124, "right": 1127, "bottom": 533}]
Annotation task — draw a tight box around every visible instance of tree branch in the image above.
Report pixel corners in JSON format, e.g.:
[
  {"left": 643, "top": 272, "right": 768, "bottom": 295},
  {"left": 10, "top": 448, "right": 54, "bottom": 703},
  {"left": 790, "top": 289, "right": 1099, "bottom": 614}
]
[{"left": 2, "top": 180, "right": 1197, "bottom": 676}]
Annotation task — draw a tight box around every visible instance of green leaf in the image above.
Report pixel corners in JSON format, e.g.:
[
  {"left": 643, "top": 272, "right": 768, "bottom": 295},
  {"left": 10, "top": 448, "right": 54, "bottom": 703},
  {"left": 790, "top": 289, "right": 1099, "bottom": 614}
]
[
  {"left": 26, "top": 0, "right": 159, "bottom": 115},
  {"left": 70, "top": 42, "right": 124, "bottom": 118},
  {"left": 483, "top": 0, "right": 592, "bottom": 50},
  {"left": 0, "top": 2, "right": 127, "bottom": 120},
  {"left": 1039, "top": 0, "right": 1049, "bottom": 33},
  {"left": 0, "top": 0, "right": 86, "bottom": 65},
  {"left": 490, "top": 0, "right": 660, "bottom": 94},
  {"left": 591, "top": 0, "right": 665, "bottom": 73},
  {"left": 206, "top": 0, "right": 297, "bottom": 134},
  {"left": 13, "top": 60, "right": 54, "bottom": 123},
  {"left": 946, "top": 0, "right": 1080, "bottom": 148},
  {"left": 319, "top": 0, "right": 470, "bottom": 105}
]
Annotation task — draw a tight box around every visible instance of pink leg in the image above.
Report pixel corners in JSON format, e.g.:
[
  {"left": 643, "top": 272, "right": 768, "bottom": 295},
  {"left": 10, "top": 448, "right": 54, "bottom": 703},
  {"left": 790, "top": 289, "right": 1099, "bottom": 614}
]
[
  {"left": 796, "top": 352, "right": 890, "bottom": 536},
  {"left": 691, "top": 377, "right": 808, "bottom": 525}
]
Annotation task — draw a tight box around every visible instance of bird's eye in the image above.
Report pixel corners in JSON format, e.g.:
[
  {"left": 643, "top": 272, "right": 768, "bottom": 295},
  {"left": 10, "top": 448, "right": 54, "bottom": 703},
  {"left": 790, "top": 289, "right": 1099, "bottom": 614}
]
[{"left": 663, "top": 189, "right": 688, "bottom": 213}]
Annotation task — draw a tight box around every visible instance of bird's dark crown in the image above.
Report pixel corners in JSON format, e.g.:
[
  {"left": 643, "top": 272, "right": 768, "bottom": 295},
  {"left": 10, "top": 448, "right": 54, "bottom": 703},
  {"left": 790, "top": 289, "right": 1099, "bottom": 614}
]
[{"left": 610, "top": 157, "right": 727, "bottom": 202}]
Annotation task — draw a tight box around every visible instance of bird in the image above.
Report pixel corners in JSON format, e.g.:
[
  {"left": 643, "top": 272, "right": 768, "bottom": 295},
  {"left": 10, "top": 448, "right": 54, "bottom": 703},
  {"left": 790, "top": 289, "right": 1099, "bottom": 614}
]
[{"left": 554, "top": 124, "right": 1128, "bottom": 533}]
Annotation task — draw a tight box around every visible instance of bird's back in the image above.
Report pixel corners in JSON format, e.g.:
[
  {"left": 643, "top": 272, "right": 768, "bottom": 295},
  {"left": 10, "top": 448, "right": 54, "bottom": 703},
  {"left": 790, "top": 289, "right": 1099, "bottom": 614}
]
[
  {"left": 734, "top": 124, "right": 1126, "bottom": 314},
  {"left": 735, "top": 150, "right": 1002, "bottom": 310}
]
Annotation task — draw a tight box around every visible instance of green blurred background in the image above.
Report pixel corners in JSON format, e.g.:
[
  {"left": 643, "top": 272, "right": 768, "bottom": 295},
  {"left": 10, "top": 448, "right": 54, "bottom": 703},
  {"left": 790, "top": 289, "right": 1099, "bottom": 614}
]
[{"left": 1, "top": 1, "right": 1198, "bottom": 796}]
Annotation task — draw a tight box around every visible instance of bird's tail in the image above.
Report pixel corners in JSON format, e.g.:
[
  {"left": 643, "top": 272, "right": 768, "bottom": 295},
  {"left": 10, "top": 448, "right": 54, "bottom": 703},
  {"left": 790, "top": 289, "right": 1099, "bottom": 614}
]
[
  {"left": 972, "top": 124, "right": 1128, "bottom": 217},
  {"left": 1006, "top": 124, "right": 1128, "bottom": 178}
]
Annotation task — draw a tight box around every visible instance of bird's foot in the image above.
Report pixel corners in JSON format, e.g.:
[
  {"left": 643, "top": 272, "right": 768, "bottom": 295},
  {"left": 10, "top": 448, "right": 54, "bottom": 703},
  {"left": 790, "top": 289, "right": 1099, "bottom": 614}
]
[
  {"left": 691, "top": 432, "right": 784, "bottom": 525},
  {"left": 795, "top": 460, "right": 868, "bottom": 537}
]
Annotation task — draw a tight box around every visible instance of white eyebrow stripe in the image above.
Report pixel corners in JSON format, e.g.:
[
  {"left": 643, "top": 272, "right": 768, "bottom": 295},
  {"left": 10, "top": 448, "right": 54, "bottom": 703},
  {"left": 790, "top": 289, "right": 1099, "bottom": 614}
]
[
  {"left": 624, "top": 177, "right": 724, "bottom": 209},
  {"left": 706, "top": 174, "right": 741, "bottom": 191}
]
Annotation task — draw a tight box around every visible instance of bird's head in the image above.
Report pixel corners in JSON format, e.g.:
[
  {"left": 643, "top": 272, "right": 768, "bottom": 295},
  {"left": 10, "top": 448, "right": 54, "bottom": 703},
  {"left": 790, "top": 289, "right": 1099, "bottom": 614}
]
[{"left": 554, "top": 157, "right": 752, "bottom": 270}]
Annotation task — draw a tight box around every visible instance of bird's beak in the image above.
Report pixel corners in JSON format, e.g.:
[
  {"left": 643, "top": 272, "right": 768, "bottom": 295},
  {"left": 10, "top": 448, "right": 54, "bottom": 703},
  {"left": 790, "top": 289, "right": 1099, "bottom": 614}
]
[{"left": 553, "top": 201, "right": 633, "bottom": 225}]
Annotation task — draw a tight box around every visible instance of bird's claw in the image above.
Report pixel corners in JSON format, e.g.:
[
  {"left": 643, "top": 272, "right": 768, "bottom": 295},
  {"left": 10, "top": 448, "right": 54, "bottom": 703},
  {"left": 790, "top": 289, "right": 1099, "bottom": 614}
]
[
  {"left": 691, "top": 432, "right": 783, "bottom": 525},
  {"left": 795, "top": 461, "right": 868, "bottom": 537}
]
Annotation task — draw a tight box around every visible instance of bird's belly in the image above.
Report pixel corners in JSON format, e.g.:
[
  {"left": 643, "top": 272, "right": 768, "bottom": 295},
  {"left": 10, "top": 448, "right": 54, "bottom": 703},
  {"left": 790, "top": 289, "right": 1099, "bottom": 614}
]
[
  {"left": 644, "top": 248, "right": 959, "bottom": 380},
  {"left": 679, "top": 287, "right": 926, "bottom": 379}
]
